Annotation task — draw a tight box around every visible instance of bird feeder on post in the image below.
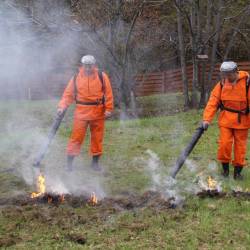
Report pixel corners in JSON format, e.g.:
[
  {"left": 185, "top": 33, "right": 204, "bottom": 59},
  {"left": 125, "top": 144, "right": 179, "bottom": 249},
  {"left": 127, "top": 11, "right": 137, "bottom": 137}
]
[
  {"left": 197, "top": 54, "right": 209, "bottom": 61},
  {"left": 197, "top": 54, "right": 209, "bottom": 81}
]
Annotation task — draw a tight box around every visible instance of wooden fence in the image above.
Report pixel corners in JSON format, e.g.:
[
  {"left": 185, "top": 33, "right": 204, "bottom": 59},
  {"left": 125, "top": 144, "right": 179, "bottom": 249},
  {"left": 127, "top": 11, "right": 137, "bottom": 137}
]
[{"left": 134, "top": 61, "right": 250, "bottom": 96}]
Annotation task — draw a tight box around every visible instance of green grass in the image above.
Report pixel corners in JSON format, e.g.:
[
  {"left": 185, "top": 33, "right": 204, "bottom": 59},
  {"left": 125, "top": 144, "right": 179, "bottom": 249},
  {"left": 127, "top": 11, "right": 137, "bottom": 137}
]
[{"left": 1, "top": 95, "right": 250, "bottom": 249}]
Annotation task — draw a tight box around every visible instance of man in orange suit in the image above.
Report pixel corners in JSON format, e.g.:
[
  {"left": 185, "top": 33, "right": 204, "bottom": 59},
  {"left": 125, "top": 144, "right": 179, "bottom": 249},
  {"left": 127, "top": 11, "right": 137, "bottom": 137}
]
[
  {"left": 203, "top": 61, "right": 250, "bottom": 180},
  {"left": 58, "top": 55, "right": 114, "bottom": 171}
]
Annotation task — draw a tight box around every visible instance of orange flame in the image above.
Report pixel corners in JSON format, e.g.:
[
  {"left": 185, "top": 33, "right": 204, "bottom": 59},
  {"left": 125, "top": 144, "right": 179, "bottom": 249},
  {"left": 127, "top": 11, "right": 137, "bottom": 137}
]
[
  {"left": 31, "top": 174, "right": 65, "bottom": 203},
  {"left": 31, "top": 174, "right": 46, "bottom": 198},
  {"left": 89, "top": 192, "right": 98, "bottom": 205},
  {"left": 207, "top": 176, "right": 217, "bottom": 190},
  {"left": 60, "top": 195, "right": 65, "bottom": 203}
]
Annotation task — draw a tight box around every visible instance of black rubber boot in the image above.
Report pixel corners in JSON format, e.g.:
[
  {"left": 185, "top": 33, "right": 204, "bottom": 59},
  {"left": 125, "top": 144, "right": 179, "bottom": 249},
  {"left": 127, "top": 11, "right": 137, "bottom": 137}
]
[
  {"left": 222, "top": 163, "right": 229, "bottom": 177},
  {"left": 234, "top": 166, "right": 243, "bottom": 180},
  {"left": 66, "top": 155, "right": 74, "bottom": 172},
  {"left": 91, "top": 155, "right": 102, "bottom": 171}
]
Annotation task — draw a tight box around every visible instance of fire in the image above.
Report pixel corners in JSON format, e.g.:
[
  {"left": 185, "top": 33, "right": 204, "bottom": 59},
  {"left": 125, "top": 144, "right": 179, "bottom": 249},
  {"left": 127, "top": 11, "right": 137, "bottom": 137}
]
[
  {"left": 89, "top": 192, "right": 98, "bottom": 205},
  {"left": 48, "top": 194, "right": 64, "bottom": 203},
  {"left": 60, "top": 194, "right": 65, "bottom": 203},
  {"left": 207, "top": 176, "right": 217, "bottom": 190},
  {"left": 30, "top": 174, "right": 65, "bottom": 203},
  {"left": 31, "top": 173, "right": 46, "bottom": 198},
  {"left": 197, "top": 174, "right": 221, "bottom": 191}
]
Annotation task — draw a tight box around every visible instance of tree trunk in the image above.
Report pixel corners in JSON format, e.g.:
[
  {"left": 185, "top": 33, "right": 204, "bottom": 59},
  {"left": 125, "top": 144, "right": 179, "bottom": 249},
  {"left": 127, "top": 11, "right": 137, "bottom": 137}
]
[
  {"left": 199, "top": 0, "right": 212, "bottom": 107},
  {"left": 207, "top": 0, "right": 224, "bottom": 94},
  {"left": 120, "top": 1, "right": 144, "bottom": 110},
  {"left": 176, "top": 0, "right": 190, "bottom": 108},
  {"left": 190, "top": 0, "right": 199, "bottom": 108}
]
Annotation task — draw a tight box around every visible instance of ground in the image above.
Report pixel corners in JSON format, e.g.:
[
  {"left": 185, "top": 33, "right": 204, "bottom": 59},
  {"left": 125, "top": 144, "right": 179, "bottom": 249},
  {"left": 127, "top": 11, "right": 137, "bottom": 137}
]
[{"left": 0, "top": 95, "right": 250, "bottom": 249}]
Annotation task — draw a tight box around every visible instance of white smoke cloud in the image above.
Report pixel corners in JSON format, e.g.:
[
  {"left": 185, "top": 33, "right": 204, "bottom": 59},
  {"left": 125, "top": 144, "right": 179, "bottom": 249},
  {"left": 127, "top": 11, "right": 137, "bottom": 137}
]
[
  {"left": 142, "top": 149, "right": 224, "bottom": 204},
  {"left": 144, "top": 149, "right": 162, "bottom": 190},
  {"left": 139, "top": 149, "right": 184, "bottom": 206}
]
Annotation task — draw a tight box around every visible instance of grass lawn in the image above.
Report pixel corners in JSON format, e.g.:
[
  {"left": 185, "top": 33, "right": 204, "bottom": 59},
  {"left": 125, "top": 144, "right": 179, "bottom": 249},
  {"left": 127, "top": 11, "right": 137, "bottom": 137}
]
[{"left": 0, "top": 95, "right": 250, "bottom": 249}]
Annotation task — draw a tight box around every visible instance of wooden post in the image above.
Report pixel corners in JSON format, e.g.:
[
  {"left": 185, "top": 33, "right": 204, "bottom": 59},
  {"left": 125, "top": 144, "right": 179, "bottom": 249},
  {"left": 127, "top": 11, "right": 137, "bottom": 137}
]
[
  {"left": 28, "top": 88, "right": 31, "bottom": 100},
  {"left": 163, "top": 72, "right": 166, "bottom": 93},
  {"left": 162, "top": 71, "right": 166, "bottom": 93}
]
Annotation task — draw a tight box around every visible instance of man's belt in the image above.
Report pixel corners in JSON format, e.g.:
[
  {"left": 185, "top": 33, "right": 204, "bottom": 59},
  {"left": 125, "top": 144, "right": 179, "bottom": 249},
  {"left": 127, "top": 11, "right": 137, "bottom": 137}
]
[{"left": 76, "top": 99, "right": 104, "bottom": 106}]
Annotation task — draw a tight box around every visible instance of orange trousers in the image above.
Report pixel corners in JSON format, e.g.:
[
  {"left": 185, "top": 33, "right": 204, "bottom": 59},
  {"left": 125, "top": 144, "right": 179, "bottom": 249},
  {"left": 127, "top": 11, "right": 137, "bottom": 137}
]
[
  {"left": 217, "top": 127, "right": 248, "bottom": 167},
  {"left": 67, "top": 119, "right": 105, "bottom": 156}
]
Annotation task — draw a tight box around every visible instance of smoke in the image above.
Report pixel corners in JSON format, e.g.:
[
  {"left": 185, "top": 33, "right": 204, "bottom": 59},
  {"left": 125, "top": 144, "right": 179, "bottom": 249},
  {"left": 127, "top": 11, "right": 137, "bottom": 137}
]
[
  {"left": 140, "top": 149, "right": 184, "bottom": 206},
  {"left": 0, "top": 0, "right": 108, "bottom": 197},
  {"left": 185, "top": 159, "right": 198, "bottom": 173},
  {"left": 142, "top": 149, "right": 224, "bottom": 204},
  {"left": 0, "top": 0, "right": 83, "bottom": 99},
  {"left": 45, "top": 168, "right": 106, "bottom": 198},
  {"left": 144, "top": 149, "right": 162, "bottom": 190},
  {"left": 0, "top": 101, "right": 107, "bottom": 197}
]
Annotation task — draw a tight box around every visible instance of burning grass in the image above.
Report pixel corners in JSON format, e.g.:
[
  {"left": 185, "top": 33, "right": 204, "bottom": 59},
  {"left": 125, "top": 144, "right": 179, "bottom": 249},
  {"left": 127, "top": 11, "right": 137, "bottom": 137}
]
[
  {"left": 196, "top": 175, "right": 250, "bottom": 198},
  {"left": 3, "top": 172, "right": 177, "bottom": 210},
  {"left": 0, "top": 190, "right": 177, "bottom": 211},
  {"left": 3, "top": 187, "right": 250, "bottom": 212}
]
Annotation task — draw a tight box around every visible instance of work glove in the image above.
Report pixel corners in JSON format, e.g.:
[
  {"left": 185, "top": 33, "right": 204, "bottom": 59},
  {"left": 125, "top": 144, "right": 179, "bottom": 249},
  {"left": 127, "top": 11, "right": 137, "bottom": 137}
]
[{"left": 202, "top": 121, "right": 209, "bottom": 130}]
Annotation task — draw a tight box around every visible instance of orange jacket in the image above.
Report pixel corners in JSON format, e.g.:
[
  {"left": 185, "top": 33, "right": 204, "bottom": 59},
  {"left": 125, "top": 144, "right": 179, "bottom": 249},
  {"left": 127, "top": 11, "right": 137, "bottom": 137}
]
[
  {"left": 58, "top": 67, "right": 114, "bottom": 120},
  {"left": 203, "top": 71, "right": 250, "bottom": 129}
]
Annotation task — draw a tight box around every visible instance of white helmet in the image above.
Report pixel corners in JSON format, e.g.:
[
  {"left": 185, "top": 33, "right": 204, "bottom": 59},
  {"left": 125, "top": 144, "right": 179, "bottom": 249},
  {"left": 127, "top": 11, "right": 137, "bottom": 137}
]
[
  {"left": 220, "top": 61, "right": 238, "bottom": 72},
  {"left": 81, "top": 55, "right": 96, "bottom": 65}
]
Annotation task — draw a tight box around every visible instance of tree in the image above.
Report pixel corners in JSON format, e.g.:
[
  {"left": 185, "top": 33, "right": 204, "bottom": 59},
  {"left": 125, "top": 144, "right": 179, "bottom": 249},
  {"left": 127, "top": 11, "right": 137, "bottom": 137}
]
[{"left": 175, "top": 0, "right": 190, "bottom": 108}]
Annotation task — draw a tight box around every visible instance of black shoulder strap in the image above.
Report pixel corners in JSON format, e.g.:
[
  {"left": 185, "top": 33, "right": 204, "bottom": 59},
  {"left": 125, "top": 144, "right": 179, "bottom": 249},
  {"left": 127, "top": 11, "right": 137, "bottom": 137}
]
[
  {"left": 219, "top": 79, "right": 224, "bottom": 89},
  {"left": 246, "top": 76, "right": 250, "bottom": 114},
  {"left": 73, "top": 72, "right": 78, "bottom": 101},
  {"left": 246, "top": 76, "right": 250, "bottom": 92},
  {"left": 98, "top": 70, "right": 106, "bottom": 94},
  {"left": 219, "top": 79, "right": 224, "bottom": 98}
]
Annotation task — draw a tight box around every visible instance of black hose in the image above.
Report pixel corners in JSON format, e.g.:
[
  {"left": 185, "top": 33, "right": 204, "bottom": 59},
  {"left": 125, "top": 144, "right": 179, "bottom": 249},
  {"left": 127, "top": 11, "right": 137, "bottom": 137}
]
[
  {"left": 33, "top": 109, "right": 67, "bottom": 168},
  {"left": 171, "top": 125, "right": 205, "bottom": 178}
]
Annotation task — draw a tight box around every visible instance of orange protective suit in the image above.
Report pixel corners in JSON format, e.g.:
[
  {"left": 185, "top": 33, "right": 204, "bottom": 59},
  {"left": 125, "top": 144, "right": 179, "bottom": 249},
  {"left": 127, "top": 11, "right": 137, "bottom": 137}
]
[
  {"left": 203, "top": 71, "right": 250, "bottom": 167},
  {"left": 58, "top": 66, "right": 114, "bottom": 156}
]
